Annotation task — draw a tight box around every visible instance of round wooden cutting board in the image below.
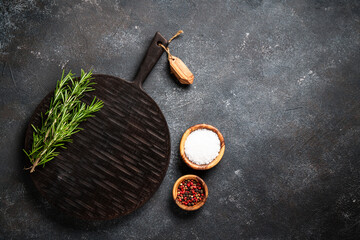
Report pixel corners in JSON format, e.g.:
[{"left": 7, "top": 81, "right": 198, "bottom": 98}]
[{"left": 24, "top": 32, "right": 171, "bottom": 220}]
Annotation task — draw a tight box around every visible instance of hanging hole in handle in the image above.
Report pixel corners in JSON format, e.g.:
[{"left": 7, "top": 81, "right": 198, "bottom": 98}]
[{"left": 157, "top": 41, "right": 163, "bottom": 47}]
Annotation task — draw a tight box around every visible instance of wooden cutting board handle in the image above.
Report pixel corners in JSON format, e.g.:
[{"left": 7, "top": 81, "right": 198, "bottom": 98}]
[{"left": 133, "top": 32, "right": 168, "bottom": 88}]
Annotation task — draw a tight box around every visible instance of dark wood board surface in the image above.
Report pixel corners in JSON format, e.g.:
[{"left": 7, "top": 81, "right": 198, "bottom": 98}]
[{"left": 24, "top": 33, "right": 171, "bottom": 220}]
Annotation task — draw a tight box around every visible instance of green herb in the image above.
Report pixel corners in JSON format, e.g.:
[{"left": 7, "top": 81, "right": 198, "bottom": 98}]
[{"left": 24, "top": 70, "right": 104, "bottom": 173}]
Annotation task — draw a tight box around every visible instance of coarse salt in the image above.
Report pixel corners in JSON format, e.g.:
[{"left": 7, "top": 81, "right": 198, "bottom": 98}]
[{"left": 184, "top": 129, "right": 221, "bottom": 165}]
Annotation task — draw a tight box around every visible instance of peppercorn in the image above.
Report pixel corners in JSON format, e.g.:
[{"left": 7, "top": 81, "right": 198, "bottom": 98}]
[{"left": 176, "top": 178, "right": 204, "bottom": 207}]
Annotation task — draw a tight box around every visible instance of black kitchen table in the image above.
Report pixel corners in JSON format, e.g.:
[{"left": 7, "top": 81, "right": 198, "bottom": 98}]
[{"left": 1, "top": 0, "right": 359, "bottom": 239}]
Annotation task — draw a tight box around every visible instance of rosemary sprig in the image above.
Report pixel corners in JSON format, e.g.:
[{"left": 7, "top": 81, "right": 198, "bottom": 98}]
[{"left": 24, "top": 70, "right": 104, "bottom": 173}]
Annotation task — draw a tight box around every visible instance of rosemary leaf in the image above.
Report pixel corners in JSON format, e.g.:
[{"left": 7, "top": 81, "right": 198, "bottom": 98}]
[{"left": 24, "top": 70, "right": 104, "bottom": 173}]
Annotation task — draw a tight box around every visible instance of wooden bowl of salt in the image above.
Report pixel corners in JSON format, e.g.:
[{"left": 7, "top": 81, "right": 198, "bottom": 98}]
[{"left": 180, "top": 124, "right": 225, "bottom": 170}]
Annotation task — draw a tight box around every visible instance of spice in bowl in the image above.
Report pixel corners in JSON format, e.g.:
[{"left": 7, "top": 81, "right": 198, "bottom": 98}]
[
  {"left": 180, "top": 124, "right": 225, "bottom": 170},
  {"left": 172, "top": 174, "right": 208, "bottom": 211},
  {"left": 176, "top": 179, "right": 205, "bottom": 206},
  {"left": 185, "top": 129, "right": 221, "bottom": 165}
]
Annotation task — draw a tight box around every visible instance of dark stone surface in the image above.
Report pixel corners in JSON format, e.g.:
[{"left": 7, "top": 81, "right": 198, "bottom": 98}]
[{"left": 1, "top": 0, "right": 359, "bottom": 239}]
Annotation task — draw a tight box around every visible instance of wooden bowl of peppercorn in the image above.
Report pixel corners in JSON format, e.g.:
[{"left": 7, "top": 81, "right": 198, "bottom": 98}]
[
  {"left": 172, "top": 174, "right": 208, "bottom": 211},
  {"left": 180, "top": 124, "right": 225, "bottom": 170}
]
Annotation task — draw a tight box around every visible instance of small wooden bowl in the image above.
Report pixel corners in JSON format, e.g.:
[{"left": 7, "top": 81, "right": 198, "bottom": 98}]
[
  {"left": 180, "top": 124, "right": 225, "bottom": 170},
  {"left": 172, "top": 175, "right": 208, "bottom": 211}
]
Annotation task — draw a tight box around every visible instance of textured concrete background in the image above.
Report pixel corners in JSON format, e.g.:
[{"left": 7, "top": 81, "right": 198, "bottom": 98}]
[{"left": 1, "top": 0, "right": 360, "bottom": 239}]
